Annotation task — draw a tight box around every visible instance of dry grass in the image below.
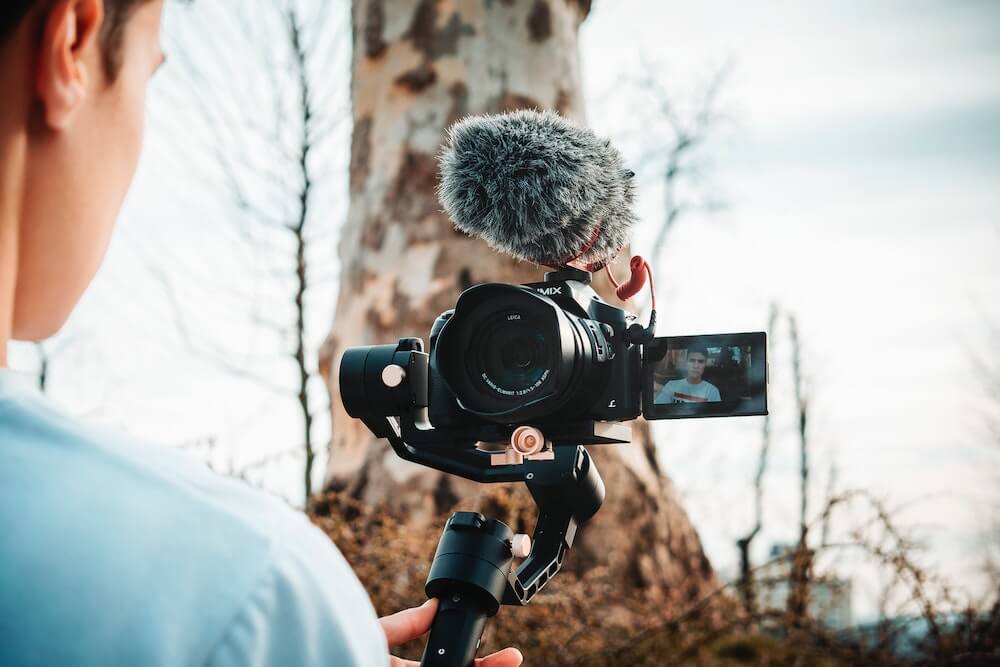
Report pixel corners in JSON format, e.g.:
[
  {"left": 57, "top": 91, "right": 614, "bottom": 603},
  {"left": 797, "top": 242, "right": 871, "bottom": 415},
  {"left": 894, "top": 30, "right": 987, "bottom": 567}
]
[{"left": 308, "top": 490, "right": 1000, "bottom": 666}]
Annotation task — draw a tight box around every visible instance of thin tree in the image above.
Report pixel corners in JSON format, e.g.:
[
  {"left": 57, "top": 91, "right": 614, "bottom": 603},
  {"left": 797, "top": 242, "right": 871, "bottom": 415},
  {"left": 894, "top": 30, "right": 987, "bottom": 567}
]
[
  {"left": 736, "top": 301, "right": 780, "bottom": 615},
  {"left": 787, "top": 312, "right": 813, "bottom": 627},
  {"left": 35, "top": 342, "right": 48, "bottom": 393},
  {"left": 630, "top": 58, "right": 732, "bottom": 267},
  {"left": 154, "top": 0, "right": 349, "bottom": 500},
  {"left": 31, "top": 332, "right": 87, "bottom": 395}
]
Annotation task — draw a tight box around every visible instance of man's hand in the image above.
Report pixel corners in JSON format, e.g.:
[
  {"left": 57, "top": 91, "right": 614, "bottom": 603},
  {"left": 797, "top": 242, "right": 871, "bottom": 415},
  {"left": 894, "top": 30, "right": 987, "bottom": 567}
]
[{"left": 380, "top": 598, "right": 523, "bottom": 667}]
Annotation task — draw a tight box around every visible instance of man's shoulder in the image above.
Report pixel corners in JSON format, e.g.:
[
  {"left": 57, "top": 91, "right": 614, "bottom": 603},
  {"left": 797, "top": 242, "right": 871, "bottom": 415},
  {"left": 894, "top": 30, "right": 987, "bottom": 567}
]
[
  {"left": 0, "top": 388, "right": 299, "bottom": 554},
  {"left": 0, "top": 392, "right": 383, "bottom": 666}
]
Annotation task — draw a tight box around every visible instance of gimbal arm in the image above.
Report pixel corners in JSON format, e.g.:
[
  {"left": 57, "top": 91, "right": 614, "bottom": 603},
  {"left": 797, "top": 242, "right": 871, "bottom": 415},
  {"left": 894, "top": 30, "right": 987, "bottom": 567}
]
[
  {"left": 366, "top": 413, "right": 605, "bottom": 603},
  {"left": 506, "top": 445, "right": 605, "bottom": 605},
  {"left": 361, "top": 414, "right": 532, "bottom": 484}
]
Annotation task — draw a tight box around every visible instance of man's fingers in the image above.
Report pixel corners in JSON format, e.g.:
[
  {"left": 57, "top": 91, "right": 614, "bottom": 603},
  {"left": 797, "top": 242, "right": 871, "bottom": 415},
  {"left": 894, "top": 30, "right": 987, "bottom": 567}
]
[
  {"left": 389, "top": 657, "right": 420, "bottom": 667},
  {"left": 380, "top": 599, "right": 439, "bottom": 648},
  {"left": 392, "top": 644, "right": 523, "bottom": 667},
  {"left": 381, "top": 602, "right": 521, "bottom": 667},
  {"left": 475, "top": 647, "right": 524, "bottom": 667}
]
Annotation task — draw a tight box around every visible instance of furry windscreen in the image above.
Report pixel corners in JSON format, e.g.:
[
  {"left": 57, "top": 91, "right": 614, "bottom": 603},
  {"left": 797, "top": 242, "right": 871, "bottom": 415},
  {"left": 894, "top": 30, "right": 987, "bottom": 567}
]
[{"left": 437, "top": 110, "right": 636, "bottom": 269}]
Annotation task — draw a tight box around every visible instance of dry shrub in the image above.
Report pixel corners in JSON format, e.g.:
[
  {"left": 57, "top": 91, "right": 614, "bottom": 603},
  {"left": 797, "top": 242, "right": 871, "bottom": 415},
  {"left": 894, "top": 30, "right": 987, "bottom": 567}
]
[
  {"left": 308, "top": 488, "right": 1000, "bottom": 666},
  {"left": 308, "top": 487, "right": 730, "bottom": 665}
]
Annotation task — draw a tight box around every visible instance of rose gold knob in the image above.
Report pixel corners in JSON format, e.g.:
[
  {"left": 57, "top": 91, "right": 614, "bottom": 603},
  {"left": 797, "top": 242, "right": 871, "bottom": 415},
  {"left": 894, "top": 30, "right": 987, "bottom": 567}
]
[
  {"left": 510, "top": 426, "right": 545, "bottom": 456},
  {"left": 511, "top": 534, "right": 532, "bottom": 559},
  {"left": 381, "top": 364, "right": 406, "bottom": 388}
]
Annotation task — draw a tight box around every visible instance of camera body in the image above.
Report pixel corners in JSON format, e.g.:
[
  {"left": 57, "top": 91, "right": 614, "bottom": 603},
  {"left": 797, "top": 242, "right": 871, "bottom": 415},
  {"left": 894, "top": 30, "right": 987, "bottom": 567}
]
[
  {"left": 338, "top": 266, "right": 767, "bottom": 443},
  {"left": 425, "top": 268, "right": 642, "bottom": 432}
]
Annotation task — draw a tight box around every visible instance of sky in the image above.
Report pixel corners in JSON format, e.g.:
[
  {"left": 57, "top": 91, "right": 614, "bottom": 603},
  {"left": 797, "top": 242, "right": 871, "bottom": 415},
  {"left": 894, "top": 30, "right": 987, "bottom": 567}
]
[
  {"left": 8, "top": 0, "right": 1000, "bottom": 623},
  {"left": 579, "top": 0, "right": 1000, "bottom": 618}
]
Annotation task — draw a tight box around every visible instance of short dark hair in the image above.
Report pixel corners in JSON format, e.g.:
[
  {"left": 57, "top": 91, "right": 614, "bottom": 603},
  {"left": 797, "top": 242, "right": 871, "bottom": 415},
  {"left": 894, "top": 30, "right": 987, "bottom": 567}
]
[
  {"left": 0, "top": 0, "right": 154, "bottom": 78},
  {"left": 687, "top": 347, "right": 709, "bottom": 359}
]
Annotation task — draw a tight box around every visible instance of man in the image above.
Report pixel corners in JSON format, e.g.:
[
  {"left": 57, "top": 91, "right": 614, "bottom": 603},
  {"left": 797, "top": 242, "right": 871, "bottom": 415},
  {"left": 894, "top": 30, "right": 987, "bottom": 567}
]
[
  {"left": 0, "top": 2, "right": 521, "bottom": 665},
  {"left": 656, "top": 347, "right": 721, "bottom": 404}
]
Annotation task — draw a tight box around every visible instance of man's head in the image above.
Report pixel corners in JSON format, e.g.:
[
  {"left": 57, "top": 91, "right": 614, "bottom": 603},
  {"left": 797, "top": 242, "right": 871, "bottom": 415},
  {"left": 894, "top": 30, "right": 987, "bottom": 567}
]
[
  {"left": 685, "top": 347, "right": 708, "bottom": 383},
  {"left": 1, "top": 0, "right": 164, "bottom": 341},
  {"left": 2, "top": 0, "right": 160, "bottom": 78}
]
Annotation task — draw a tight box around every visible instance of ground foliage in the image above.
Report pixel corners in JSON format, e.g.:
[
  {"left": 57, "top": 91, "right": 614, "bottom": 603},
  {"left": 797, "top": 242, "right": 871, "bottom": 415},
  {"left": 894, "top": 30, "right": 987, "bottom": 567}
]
[{"left": 308, "top": 491, "right": 1000, "bottom": 666}]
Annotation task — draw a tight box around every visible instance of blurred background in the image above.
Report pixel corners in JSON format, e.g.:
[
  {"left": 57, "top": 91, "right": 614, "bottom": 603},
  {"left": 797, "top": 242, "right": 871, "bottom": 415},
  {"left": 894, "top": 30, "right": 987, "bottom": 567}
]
[{"left": 9, "top": 0, "right": 999, "bottom": 660}]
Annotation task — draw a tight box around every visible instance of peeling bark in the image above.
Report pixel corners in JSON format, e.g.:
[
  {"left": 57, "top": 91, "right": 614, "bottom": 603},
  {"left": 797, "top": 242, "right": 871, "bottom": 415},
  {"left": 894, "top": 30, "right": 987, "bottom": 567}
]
[
  {"left": 361, "top": 0, "right": 386, "bottom": 58},
  {"left": 527, "top": 1, "right": 552, "bottom": 42},
  {"left": 321, "top": 0, "right": 717, "bottom": 607},
  {"left": 394, "top": 63, "right": 437, "bottom": 92}
]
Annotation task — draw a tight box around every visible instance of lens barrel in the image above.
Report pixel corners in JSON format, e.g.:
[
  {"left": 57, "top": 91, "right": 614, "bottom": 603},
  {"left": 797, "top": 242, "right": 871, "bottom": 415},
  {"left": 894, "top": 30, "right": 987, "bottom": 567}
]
[
  {"left": 474, "top": 313, "right": 550, "bottom": 397},
  {"left": 434, "top": 283, "right": 604, "bottom": 423}
]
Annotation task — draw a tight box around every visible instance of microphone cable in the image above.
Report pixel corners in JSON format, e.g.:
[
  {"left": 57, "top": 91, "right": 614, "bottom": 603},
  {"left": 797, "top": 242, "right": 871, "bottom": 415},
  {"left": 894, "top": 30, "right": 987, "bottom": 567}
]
[{"left": 605, "top": 256, "right": 657, "bottom": 344}]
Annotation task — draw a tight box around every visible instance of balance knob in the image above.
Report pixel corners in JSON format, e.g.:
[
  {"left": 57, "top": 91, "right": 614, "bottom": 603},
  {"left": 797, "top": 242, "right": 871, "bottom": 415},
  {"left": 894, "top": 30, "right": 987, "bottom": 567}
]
[
  {"left": 511, "top": 534, "right": 532, "bottom": 559},
  {"left": 381, "top": 364, "right": 406, "bottom": 388}
]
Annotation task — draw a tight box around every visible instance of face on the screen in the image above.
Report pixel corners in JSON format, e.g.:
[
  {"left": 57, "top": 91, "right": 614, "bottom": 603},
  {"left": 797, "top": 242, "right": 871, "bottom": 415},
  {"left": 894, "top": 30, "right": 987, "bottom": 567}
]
[
  {"left": 686, "top": 352, "right": 707, "bottom": 381},
  {"left": 644, "top": 333, "right": 768, "bottom": 419}
]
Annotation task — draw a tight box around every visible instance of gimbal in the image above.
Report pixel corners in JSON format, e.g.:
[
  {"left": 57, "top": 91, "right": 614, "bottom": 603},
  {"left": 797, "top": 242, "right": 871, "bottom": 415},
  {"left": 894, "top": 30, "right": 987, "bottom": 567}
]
[{"left": 340, "top": 339, "right": 629, "bottom": 666}]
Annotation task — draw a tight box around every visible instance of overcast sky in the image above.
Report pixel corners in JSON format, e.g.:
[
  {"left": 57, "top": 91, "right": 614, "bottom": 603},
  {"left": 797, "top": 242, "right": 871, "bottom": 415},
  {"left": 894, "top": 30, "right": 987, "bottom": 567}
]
[
  {"left": 581, "top": 0, "right": 1000, "bottom": 618},
  {"left": 9, "top": 0, "right": 999, "bottom": 622}
]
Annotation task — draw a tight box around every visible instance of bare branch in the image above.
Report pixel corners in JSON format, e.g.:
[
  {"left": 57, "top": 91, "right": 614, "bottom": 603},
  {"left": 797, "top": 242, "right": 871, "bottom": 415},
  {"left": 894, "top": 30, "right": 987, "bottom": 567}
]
[{"left": 735, "top": 301, "right": 780, "bottom": 615}]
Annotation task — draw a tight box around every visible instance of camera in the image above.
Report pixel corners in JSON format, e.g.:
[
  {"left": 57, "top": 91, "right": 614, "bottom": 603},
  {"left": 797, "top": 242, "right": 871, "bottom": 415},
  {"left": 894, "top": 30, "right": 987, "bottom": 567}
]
[
  {"left": 340, "top": 266, "right": 767, "bottom": 451},
  {"left": 427, "top": 267, "right": 641, "bottom": 428}
]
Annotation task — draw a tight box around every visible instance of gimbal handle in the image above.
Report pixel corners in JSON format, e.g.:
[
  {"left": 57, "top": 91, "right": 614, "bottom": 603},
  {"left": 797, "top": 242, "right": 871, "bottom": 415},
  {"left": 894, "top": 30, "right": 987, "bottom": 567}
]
[
  {"left": 417, "top": 446, "right": 603, "bottom": 667},
  {"left": 421, "top": 594, "right": 490, "bottom": 667},
  {"left": 420, "top": 512, "right": 510, "bottom": 667}
]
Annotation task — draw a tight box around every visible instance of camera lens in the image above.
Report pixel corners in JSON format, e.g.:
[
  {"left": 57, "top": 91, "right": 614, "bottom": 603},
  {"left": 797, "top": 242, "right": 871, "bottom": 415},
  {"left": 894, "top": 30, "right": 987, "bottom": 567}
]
[
  {"left": 434, "top": 282, "right": 601, "bottom": 422},
  {"left": 476, "top": 316, "right": 551, "bottom": 396}
]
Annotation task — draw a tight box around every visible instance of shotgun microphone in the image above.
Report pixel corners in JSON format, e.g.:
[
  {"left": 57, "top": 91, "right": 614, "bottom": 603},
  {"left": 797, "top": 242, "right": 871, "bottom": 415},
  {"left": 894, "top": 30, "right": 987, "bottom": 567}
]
[{"left": 438, "top": 109, "right": 637, "bottom": 270}]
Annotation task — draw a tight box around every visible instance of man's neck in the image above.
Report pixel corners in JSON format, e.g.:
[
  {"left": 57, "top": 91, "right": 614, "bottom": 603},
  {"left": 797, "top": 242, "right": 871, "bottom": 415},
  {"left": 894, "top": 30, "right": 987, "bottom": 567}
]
[
  {"left": 0, "top": 126, "right": 27, "bottom": 370},
  {"left": 0, "top": 35, "right": 32, "bottom": 369},
  {"left": 687, "top": 375, "right": 702, "bottom": 385}
]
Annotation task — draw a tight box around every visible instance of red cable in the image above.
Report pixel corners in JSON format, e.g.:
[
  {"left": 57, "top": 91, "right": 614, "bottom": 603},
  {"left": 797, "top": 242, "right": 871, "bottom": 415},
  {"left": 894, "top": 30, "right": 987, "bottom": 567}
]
[
  {"left": 605, "top": 256, "right": 656, "bottom": 311},
  {"left": 646, "top": 261, "right": 656, "bottom": 311},
  {"left": 604, "top": 262, "right": 621, "bottom": 289}
]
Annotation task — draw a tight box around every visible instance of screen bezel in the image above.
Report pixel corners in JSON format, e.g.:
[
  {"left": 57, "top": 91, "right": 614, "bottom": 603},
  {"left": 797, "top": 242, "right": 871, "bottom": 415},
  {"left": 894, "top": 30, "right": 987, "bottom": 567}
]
[{"left": 642, "top": 331, "right": 768, "bottom": 420}]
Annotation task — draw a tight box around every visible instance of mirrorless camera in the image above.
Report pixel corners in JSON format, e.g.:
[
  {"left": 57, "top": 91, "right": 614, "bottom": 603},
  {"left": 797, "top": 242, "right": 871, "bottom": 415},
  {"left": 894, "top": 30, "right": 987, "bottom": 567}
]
[{"left": 341, "top": 267, "right": 767, "bottom": 449}]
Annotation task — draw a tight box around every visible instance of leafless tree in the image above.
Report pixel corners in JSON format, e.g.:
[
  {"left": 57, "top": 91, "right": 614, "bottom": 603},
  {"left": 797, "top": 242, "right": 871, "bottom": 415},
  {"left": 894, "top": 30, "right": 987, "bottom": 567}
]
[
  {"left": 736, "top": 301, "right": 780, "bottom": 615},
  {"left": 151, "top": 0, "right": 349, "bottom": 500},
  {"left": 34, "top": 342, "right": 49, "bottom": 393},
  {"left": 31, "top": 332, "right": 88, "bottom": 395},
  {"left": 786, "top": 312, "right": 813, "bottom": 627},
  {"left": 628, "top": 58, "right": 732, "bottom": 267},
  {"left": 973, "top": 311, "right": 1000, "bottom": 589}
]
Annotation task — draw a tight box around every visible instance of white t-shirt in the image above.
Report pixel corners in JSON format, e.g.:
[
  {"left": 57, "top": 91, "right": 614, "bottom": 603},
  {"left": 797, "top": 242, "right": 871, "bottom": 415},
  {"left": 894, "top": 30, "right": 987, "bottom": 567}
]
[{"left": 656, "top": 377, "right": 721, "bottom": 403}]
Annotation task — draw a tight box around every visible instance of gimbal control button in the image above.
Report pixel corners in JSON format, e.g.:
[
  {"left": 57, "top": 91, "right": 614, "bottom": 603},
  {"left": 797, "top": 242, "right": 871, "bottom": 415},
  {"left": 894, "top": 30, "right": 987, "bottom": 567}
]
[
  {"left": 381, "top": 364, "right": 406, "bottom": 388},
  {"left": 397, "top": 337, "right": 423, "bottom": 352}
]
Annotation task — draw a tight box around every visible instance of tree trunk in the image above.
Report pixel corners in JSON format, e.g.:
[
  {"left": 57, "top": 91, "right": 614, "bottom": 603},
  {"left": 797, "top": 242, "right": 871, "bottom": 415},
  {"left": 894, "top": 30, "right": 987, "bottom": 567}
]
[{"left": 320, "top": 0, "right": 718, "bottom": 610}]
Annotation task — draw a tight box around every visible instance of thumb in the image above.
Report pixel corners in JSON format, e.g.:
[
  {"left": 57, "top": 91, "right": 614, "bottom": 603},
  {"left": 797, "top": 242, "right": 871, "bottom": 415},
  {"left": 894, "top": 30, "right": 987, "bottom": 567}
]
[
  {"left": 475, "top": 647, "right": 524, "bottom": 666},
  {"left": 380, "top": 599, "right": 439, "bottom": 648}
]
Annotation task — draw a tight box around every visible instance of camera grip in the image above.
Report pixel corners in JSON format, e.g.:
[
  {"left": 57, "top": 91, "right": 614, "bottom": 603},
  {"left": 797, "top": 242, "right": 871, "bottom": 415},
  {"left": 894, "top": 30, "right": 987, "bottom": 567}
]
[{"left": 419, "top": 595, "right": 489, "bottom": 667}]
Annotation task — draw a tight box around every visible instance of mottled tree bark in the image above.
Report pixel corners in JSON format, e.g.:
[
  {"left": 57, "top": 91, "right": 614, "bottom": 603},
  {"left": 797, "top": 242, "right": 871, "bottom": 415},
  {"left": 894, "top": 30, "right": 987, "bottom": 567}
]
[{"left": 320, "top": 0, "right": 718, "bottom": 607}]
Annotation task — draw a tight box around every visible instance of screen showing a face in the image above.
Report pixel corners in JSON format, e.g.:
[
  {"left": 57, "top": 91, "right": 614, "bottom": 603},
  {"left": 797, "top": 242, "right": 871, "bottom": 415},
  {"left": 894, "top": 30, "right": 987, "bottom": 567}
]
[{"left": 643, "top": 332, "right": 767, "bottom": 419}]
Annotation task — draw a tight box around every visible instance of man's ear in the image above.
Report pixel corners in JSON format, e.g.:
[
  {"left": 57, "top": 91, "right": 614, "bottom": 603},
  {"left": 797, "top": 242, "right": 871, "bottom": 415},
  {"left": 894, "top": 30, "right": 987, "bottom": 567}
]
[{"left": 35, "top": 0, "right": 104, "bottom": 130}]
